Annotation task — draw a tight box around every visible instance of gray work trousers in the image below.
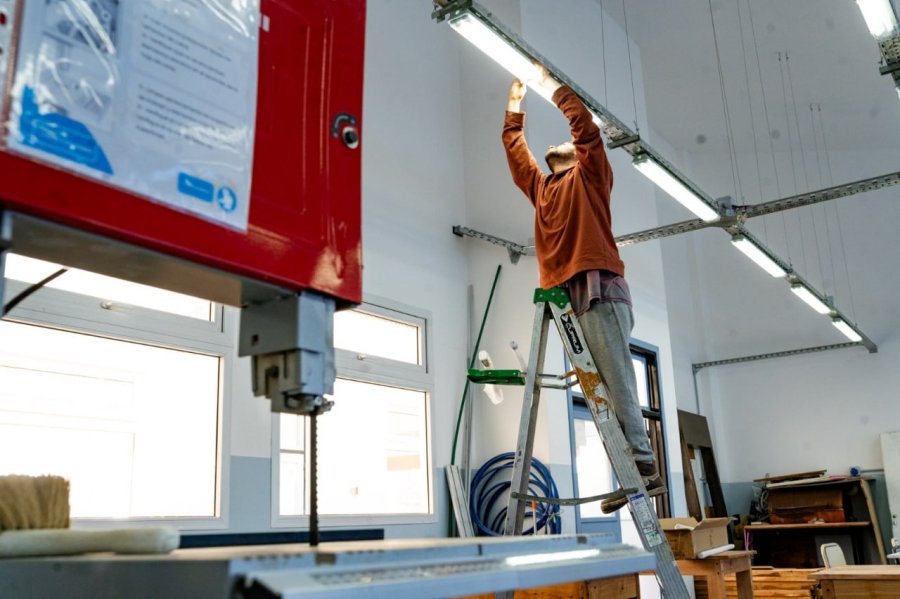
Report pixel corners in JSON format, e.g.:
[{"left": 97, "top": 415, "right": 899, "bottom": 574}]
[{"left": 576, "top": 300, "right": 654, "bottom": 464}]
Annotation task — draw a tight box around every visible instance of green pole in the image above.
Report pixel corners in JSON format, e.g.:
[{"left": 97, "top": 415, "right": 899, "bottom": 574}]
[{"left": 451, "top": 264, "right": 502, "bottom": 466}]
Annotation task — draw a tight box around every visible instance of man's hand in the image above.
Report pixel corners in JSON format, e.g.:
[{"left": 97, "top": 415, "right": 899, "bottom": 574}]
[
  {"left": 534, "top": 64, "right": 562, "bottom": 96},
  {"left": 507, "top": 79, "right": 526, "bottom": 112}
]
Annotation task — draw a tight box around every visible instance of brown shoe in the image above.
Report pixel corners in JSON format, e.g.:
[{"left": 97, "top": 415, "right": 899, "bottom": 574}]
[{"left": 600, "top": 462, "right": 667, "bottom": 514}]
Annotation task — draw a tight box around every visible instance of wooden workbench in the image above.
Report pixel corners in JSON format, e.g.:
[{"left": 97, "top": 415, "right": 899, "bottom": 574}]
[
  {"left": 810, "top": 565, "right": 900, "bottom": 598},
  {"left": 676, "top": 550, "right": 754, "bottom": 599}
]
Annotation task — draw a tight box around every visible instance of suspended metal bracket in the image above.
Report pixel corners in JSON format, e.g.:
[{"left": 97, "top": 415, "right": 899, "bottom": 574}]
[{"left": 453, "top": 225, "right": 534, "bottom": 264}]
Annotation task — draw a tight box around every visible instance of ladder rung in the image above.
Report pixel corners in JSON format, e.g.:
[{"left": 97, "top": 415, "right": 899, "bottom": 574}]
[
  {"left": 511, "top": 488, "right": 638, "bottom": 506},
  {"left": 467, "top": 368, "right": 526, "bottom": 385}
]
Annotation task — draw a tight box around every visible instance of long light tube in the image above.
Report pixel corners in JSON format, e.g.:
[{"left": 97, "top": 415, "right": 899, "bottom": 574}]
[
  {"left": 856, "top": 0, "right": 899, "bottom": 38},
  {"left": 790, "top": 283, "right": 831, "bottom": 314},
  {"left": 730, "top": 235, "right": 787, "bottom": 277},
  {"left": 632, "top": 154, "right": 720, "bottom": 222},
  {"left": 448, "top": 14, "right": 546, "bottom": 88},
  {"left": 832, "top": 318, "right": 864, "bottom": 342},
  {"left": 448, "top": 12, "right": 603, "bottom": 116}
]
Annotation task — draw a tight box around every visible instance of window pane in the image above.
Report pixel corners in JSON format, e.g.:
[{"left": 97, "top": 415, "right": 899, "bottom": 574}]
[
  {"left": 279, "top": 451, "right": 306, "bottom": 517},
  {"left": 281, "top": 379, "right": 429, "bottom": 516},
  {"left": 573, "top": 418, "right": 613, "bottom": 519},
  {"left": 333, "top": 310, "right": 420, "bottom": 365},
  {"left": 632, "top": 357, "right": 650, "bottom": 408},
  {"left": 280, "top": 413, "right": 305, "bottom": 451},
  {"left": 0, "top": 320, "right": 220, "bottom": 518},
  {"left": 4, "top": 254, "right": 213, "bottom": 321}
]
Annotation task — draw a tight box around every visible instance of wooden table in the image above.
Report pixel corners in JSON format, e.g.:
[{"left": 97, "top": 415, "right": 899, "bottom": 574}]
[
  {"left": 810, "top": 565, "right": 900, "bottom": 598},
  {"left": 676, "top": 550, "right": 754, "bottom": 599}
]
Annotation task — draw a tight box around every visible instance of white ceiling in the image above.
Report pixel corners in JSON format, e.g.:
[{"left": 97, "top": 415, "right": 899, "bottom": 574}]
[{"left": 599, "top": 0, "right": 900, "bottom": 156}]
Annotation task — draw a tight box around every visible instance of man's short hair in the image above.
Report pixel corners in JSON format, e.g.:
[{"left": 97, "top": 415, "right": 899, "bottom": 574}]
[{"left": 545, "top": 145, "right": 575, "bottom": 171}]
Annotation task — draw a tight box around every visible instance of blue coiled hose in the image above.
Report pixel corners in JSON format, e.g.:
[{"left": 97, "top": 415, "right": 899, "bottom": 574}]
[{"left": 469, "top": 452, "right": 561, "bottom": 536}]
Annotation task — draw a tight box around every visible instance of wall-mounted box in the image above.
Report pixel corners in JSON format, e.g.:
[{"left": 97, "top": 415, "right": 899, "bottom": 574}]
[{"left": 0, "top": 0, "right": 365, "bottom": 307}]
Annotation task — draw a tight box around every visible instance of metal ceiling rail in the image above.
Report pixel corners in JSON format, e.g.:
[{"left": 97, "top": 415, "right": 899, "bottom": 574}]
[
  {"left": 692, "top": 342, "right": 863, "bottom": 372},
  {"left": 436, "top": 0, "right": 878, "bottom": 354},
  {"left": 615, "top": 170, "right": 900, "bottom": 246},
  {"left": 740, "top": 170, "right": 900, "bottom": 218},
  {"left": 452, "top": 225, "right": 533, "bottom": 263}
]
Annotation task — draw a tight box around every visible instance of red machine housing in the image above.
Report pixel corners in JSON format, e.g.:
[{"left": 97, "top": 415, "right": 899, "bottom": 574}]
[{"left": 0, "top": 0, "right": 365, "bottom": 306}]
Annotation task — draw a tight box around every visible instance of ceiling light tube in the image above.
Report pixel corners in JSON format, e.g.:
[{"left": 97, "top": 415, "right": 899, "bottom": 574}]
[
  {"left": 632, "top": 154, "right": 720, "bottom": 222},
  {"left": 448, "top": 13, "right": 542, "bottom": 87},
  {"left": 856, "top": 0, "right": 899, "bottom": 38},
  {"left": 790, "top": 283, "right": 831, "bottom": 314},
  {"left": 832, "top": 318, "right": 863, "bottom": 342},
  {"left": 730, "top": 234, "right": 787, "bottom": 277}
]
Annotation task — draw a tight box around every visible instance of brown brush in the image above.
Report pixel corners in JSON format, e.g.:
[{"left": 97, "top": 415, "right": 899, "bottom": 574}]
[
  {"left": 0, "top": 475, "right": 70, "bottom": 531},
  {"left": 0, "top": 475, "right": 179, "bottom": 558}
]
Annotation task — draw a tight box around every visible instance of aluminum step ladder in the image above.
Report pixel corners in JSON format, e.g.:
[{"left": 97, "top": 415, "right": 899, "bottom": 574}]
[{"left": 471, "top": 287, "right": 689, "bottom": 598}]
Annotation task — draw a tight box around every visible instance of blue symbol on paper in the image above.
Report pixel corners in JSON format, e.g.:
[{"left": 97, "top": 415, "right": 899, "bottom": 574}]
[
  {"left": 19, "top": 86, "right": 113, "bottom": 174},
  {"left": 216, "top": 186, "right": 238, "bottom": 213},
  {"left": 178, "top": 172, "right": 215, "bottom": 202}
]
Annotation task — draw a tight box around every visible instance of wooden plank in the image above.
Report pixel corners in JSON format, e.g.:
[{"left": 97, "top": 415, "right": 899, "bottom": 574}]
[
  {"left": 457, "top": 574, "right": 640, "bottom": 599},
  {"left": 701, "top": 447, "right": 728, "bottom": 518},
  {"left": 681, "top": 428, "right": 703, "bottom": 520},
  {"left": 678, "top": 409, "right": 713, "bottom": 448},
  {"left": 810, "top": 565, "right": 900, "bottom": 580},
  {"left": 746, "top": 522, "right": 870, "bottom": 531},
  {"left": 753, "top": 470, "right": 827, "bottom": 484},
  {"left": 859, "top": 478, "right": 888, "bottom": 564},
  {"left": 831, "top": 579, "right": 900, "bottom": 598},
  {"left": 586, "top": 574, "right": 639, "bottom": 598},
  {"left": 694, "top": 566, "right": 819, "bottom": 599}
]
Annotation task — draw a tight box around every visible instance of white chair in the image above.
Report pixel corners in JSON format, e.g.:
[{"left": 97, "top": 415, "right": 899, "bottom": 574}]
[{"left": 820, "top": 542, "right": 847, "bottom": 567}]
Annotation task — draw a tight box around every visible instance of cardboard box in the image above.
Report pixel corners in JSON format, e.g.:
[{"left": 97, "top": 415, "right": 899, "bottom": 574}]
[{"left": 659, "top": 517, "right": 731, "bottom": 559}]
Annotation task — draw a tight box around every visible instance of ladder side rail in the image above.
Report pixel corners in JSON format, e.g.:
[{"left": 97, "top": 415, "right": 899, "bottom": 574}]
[
  {"left": 503, "top": 302, "right": 552, "bottom": 536},
  {"left": 546, "top": 300, "right": 690, "bottom": 599}
]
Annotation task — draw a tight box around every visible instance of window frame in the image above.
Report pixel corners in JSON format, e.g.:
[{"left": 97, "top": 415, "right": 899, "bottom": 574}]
[
  {"left": 271, "top": 295, "right": 435, "bottom": 528},
  {"left": 0, "top": 267, "right": 234, "bottom": 531}
]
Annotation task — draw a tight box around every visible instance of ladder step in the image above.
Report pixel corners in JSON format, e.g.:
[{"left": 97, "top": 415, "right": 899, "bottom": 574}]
[
  {"left": 467, "top": 368, "right": 526, "bottom": 385},
  {"left": 511, "top": 488, "right": 637, "bottom": 507}
]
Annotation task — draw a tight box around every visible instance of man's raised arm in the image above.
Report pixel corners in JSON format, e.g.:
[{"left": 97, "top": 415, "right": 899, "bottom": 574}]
[
  {"left": 543, "top": 69, "right": 612, "bottom": 182},
  {"left": 502, "top": 80, "right": 544, "bottom": 203}
]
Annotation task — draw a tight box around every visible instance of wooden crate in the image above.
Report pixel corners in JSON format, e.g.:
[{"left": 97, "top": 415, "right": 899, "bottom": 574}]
[{"left": 694, "top": 567, "right": 820, "bottom": 599}]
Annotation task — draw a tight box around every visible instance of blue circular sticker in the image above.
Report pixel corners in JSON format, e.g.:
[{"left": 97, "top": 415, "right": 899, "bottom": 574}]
[{"left": 217, "top": 186, "right": 238, "bottom": 212}]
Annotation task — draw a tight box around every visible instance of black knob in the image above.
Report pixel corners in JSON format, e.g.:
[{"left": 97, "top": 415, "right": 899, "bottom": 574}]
[{"left": 341, "top": 126, "right": 359, "bottom": 149}]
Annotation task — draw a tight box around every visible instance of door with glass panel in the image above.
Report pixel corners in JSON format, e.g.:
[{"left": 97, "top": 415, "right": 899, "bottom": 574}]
[
  {"left": 568, "top": 342, "right": 671, "bottom": 538},
  {"left": 570, "top": 401, "right": 621, "bottom": 539}
]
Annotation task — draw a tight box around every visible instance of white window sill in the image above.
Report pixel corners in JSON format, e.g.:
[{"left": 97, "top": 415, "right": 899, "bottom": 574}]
[{"left": 271, "top": 513, "right": 438, "bottom": 529}]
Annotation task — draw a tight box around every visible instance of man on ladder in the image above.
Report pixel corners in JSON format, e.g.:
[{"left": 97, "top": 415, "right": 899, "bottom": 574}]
[{"left": 502, "top": 68, "right": 665, "bottom": 514}]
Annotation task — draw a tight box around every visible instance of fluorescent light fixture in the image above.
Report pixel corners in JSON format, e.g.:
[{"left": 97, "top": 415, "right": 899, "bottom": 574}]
[
  {"left": 832, "top": 318, "right": 863, "bottom": 342},
  {"left": 790, "top": 283, "right": 831, "bottom": 314},
  {"left": 632, "top": 154, "right": 720, "bottom": 222},
  {"left": 856, "top": 0, "right": 899, "bottom": 38},
  {"left": 448, "top": 13, "right": 541, "bottom": 84},
  {"left": 730, "top": 235, "right": 787, "bottom": 277},
  {"left": 505, "top": 548, "right": 600, "bottom": 567}
]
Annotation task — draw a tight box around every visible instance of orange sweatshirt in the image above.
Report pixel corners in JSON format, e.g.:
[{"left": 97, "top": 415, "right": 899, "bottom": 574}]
[{"left": 502, "top": 86, "right": 623, "bottom": 289}]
